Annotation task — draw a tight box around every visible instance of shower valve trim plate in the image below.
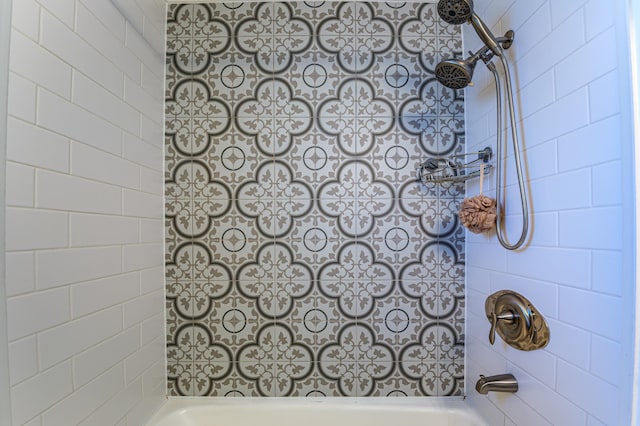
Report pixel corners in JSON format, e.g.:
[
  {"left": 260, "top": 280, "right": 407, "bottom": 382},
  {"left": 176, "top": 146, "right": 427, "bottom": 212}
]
[{"left": 485, "top": 290, "right": 550, "bottom": 351}]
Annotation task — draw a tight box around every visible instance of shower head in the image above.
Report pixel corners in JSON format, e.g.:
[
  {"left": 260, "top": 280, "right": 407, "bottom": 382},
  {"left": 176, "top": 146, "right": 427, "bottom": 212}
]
[
  {"left": 435, "top": 46, "right": 489, "bottom": 89},
  {"left": 437, "top": 0, "right": 474, "bottom": 25},
  {"left": 435, "top": 58, "right": 476, "bottom": 89},
  {"left": 437, "top": 0, "right": 502, "bottom": 57}
]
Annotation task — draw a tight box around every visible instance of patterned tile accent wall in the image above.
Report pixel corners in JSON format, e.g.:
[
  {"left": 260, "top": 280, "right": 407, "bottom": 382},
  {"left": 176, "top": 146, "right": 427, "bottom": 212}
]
[{"left": 165, "top": 1, "right": 465, "bottom": 397}]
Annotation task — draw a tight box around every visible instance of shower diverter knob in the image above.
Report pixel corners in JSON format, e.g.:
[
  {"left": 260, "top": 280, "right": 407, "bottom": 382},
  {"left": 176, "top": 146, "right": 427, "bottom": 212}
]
[{"left": 485, "top": 290, "right": 549, "bottom": 351}]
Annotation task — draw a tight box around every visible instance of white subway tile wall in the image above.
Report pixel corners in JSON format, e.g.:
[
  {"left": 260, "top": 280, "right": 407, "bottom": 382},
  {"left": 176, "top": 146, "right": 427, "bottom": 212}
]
[
  {"left": 7, "top": 336, "right": 38, "bottom": 386},
  {"left": 2, "top": 0, "right": 634, "bottom": 423},
  {"left": 9, "top": 32, "right": 73, "bottom": 99},
  {"left": 7, "top": 73, "right": 37, "bottom": 123},
  {"left": 5, "top": 252, "right": 36, "bottom": 296},
  {"left": 7, "top": 117, "right": 70, "bottom": 173},
  {"left": 5, "top": 0, "right": 165, "bottom": 425},
  {"left": 112, "top": 0, "right": 166, "bottom": 55},
  {"left": 466, "top": 0, "right": 631, "bottom": 425}
]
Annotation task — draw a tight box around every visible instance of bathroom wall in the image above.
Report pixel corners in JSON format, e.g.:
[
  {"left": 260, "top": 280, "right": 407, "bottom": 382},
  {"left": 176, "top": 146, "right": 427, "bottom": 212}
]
[
  {"left": 0, "top": 1, "right": 12, "bottom": 425},
  {"left": 464, "top": 0, "right": 635, "bottom": 425},
  {"left": 165, "top": 1, "right": 468, "bottom": 397},
  {"left": 112, "top": 0, "right": 166, "bottom": 55},
  {"left": 4, "top": 0, "right": 165, "bottom": 424}
]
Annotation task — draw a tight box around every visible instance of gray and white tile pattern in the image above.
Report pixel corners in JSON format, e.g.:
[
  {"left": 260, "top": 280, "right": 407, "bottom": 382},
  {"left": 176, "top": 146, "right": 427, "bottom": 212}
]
[{"left": 165, "top": 1, "right": 465, "bottom": 397}]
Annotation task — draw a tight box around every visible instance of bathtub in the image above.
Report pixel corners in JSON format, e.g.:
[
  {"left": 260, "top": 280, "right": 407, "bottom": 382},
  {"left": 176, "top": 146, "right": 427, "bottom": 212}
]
[{"left": 147, "top": 397, "right": 489, "bottom": 426}]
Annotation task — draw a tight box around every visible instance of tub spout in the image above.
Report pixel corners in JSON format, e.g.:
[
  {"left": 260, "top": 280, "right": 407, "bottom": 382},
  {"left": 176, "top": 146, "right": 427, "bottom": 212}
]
[{"left": 475, "top": 374, "right": 518, "bottom": 394}]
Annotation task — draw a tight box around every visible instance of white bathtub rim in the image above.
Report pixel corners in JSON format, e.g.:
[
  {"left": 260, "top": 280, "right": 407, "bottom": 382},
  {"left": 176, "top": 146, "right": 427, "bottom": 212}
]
[{"left": 146, "top": 396, "right": 486, "bottom": 425}]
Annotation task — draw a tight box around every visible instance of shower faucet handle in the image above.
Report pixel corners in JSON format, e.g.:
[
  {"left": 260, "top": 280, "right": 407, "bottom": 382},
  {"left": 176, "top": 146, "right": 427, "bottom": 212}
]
[
  {"left": 489, "top": 311, "right": 517, "bottom": 345},
  {"left": 485, "top": 290, "right": 550, "bottom": 351}
]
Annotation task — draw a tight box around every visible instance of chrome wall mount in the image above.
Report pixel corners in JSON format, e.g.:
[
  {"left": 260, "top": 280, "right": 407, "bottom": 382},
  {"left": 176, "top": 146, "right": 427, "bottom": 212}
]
[{"left": 485, "top": 290, "right": 550, "bottom": 351}]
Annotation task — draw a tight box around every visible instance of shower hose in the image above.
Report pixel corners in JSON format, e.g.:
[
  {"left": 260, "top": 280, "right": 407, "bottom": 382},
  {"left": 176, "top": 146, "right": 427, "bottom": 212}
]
[{"left": 487, "top": 54, "right": 529, "bottom": 250}]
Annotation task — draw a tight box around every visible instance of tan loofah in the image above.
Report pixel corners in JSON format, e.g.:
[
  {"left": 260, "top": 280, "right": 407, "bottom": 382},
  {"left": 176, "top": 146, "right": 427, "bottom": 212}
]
[{"left": 459, "top": 195, "right": 497, "bottom": 234}]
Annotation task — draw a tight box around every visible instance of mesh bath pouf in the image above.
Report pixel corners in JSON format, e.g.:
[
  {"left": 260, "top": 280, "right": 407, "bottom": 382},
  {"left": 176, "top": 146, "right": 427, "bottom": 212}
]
[{"left": 459, "top": 164, "right": 497, "bottom": 234}]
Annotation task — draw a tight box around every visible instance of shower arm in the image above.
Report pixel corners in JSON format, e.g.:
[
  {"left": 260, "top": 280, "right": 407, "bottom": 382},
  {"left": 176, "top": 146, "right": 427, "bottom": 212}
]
[
  {"left": 470, "top": 33, "right": 515, "bottom": 64},
  {"left": 489, "top": 55, "right": 529, "bottom": 250}
]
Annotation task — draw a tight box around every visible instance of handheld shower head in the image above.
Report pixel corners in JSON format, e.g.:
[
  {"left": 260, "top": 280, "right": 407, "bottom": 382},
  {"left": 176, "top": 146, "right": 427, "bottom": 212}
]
[
  {"left": 437, "top": 0, "right": 502, "bottom": 57},
  {"left": 435, "top": 58, "right": 476, "bottom": 89},
  {"left": 435, "top": 46, "right": 490, "bottom": 89}
]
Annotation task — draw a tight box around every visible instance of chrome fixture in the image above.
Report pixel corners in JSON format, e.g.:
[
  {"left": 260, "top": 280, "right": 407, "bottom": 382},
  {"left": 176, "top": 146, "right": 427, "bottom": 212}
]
[
  {"left": 417, "top": 147, "right": 492, "bottom": 184},
  {"left": 437, "top": 0, "right": 502, "bottom": 56},
  {"left": 485, "top": 290, "right": 550, "bottom": 351},
  {"left": 435, "top": 46, "right": 489, "bottom": 90},
  {"left": 434, "top": 33, "right": 512, "bottom": 90},
  {"left": 475, "top": 373, "right": 518, "bottom": 394},
  {"left": 435, "top": 0, "right": 530, "bottom": 251}
]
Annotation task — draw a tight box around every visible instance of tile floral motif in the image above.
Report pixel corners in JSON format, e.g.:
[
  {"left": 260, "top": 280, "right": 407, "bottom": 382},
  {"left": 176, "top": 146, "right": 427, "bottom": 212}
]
[
  {"left": 237, "top": 242, "right": 313, "bottom": 318},
  {"left": 318, "top": 3, "right": 393, "bottom": 73},
  {"left": 400, "top": 79, "right": 464, "bottom": 156},
  {"left": 318, "top": 242, "right": 394, "bottom": 319},
  {"left": 318, "top": 78, "right": 394, "bottom": 155},
  {"left": 166, "top": 161, "right": 232, "bottom": 238},
  {"left": 166, "top": 1, "right": 466, "bottom": 397},
  {"left": 167, "top": 4, "right": 232, "bottom": 74},
  {"left": 317, "top": 161, "right": 394, "bottom": 238},
  {"left": 399, "top": 323, "right": 464, "bottom": 396},
  {"left": 318, "top": 323, "right": 394, "bottom": 396},
  {"left": 236, "top": 79, "right": 313, "bottom": 156},
  {"left": 399, "top": 241, "right": 464, "bottom": 319},
  {"left": 399, "top": 192, "right": 461, "bottom": 238},
  {"left": 398, "top": 3, "right": 461, "bottom": 72},
  {"left": 166, "top": 80, "right": 231, "bottom": 156},
  {"left": 236, "top": 160, "right": 313, "bottom": 238},
  {"left": 166, "top": 242, "right": 233, "bottom": 319},
  {"left": 167, "top": 323, "right": 233, "bottom": 395},
  {"left": 237, "top": 324, "right": 314, "bottom": 396},
  {"left": 237, "top": 3, "right": 313, "bottom": 73}
]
